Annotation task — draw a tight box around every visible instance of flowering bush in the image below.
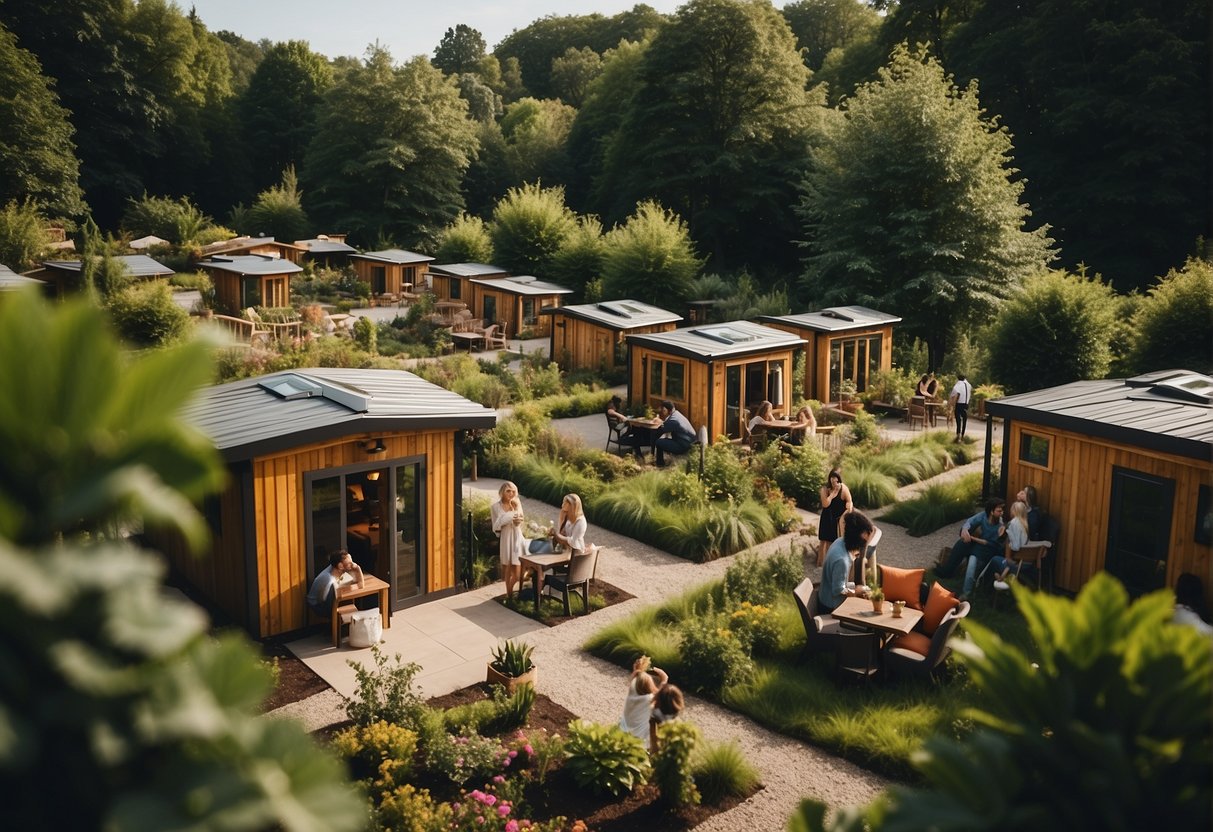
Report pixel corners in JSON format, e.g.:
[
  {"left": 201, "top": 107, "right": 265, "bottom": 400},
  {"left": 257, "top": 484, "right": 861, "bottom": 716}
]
[
  {"left": 331, "top": 720, "right": 417, "bottom": 798},
  {"left": 510, "top": 728, "right": 564, "bottom": 786},
  {"left": 701, "top": 440, "right": 753, "bottom": 503},
  {"left": 426, "top": 729, "right": 510, "bottom": 785},
  {"left": 376, "top": 783, "right": 452, "bottom": 831},
  {"left": 728, "top": 601, "right": 781, "bottom": 657},
  {"left": 678, "top": 612, "right": 753, "bottom": 693}
]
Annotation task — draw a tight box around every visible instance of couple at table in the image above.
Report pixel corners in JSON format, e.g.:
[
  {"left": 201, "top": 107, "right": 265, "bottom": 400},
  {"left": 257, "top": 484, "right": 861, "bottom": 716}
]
[
  {"left": 608, "top": 397, "right": 696, "bottom": 466},
  {"left": 819, "top": 512, "right": 878, "bottom": 614},
  {"left": 491, "top": 482, "right": 587, "bottom": 600}
]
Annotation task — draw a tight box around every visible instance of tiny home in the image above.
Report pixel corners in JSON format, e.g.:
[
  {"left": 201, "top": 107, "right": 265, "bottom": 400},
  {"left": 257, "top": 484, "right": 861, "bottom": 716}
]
[
  {"left": 544, "top": 300, "right": 682, "bottom": 374},
  {"left": 757, "top": 306, "right": 901, "bottom": 403},
  {"left": 166, "top": 368, "right": 497, "bottom": 638},
  {"left": 625, "top": 321, "right": 805, "bottom": 441},
  {"left": 427, "top": 263, "right": 509, "bottom": 305},
  {"left": 469, "top": 275, "right": 572, "bottom": 339},
  {"left": 198, "top": 254, "right": 302, "bottom": 313},
  {"left": 295, "top": 234, "right": 357, "bottom": 268},
  {"left": 350, "top": 249, "right": 435, "bottom": 302},
  {"left": 29, "top": 254, "right": 174, "bottom": 297},
  {"left": 198, "top": 235, "right": 307, "bottom": 264},
  {"left": 984, "top": 370, "right": 1213, "bottom": 602}
]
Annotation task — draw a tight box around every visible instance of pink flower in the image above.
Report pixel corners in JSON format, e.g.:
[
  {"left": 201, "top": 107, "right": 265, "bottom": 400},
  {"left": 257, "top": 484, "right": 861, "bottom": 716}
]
[
  {"left": 505, "top": 822, "right": 520, "bottom": 832},
  {"left": 493, "top": 775, "right": 505, "bottom": 784},
  {"left": 507, "top": 750, "right": 518, "bottom": 758},
  {"left": 498, "top": 804, "right": 511, "bottom": 817},
  {"left": 524, "top": 744, "right": 534, "bottom": 755}
]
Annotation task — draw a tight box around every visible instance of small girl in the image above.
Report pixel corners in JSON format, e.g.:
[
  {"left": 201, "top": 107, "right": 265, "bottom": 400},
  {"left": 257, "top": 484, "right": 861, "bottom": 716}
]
[
  {"left": 648, "top": 682, "right": 685, "bottom": 753},
  {"left": 619, "top": 656, "right": 667, "bottom": 742}
]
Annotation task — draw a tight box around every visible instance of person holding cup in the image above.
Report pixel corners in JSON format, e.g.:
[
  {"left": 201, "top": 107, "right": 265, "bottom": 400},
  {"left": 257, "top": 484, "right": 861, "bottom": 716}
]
[
  {"left": 491, "top": 481, "right": 529, "bottom": 601},
  {"left": 818, "top": 511, "right": 877, "bottom": 613}
]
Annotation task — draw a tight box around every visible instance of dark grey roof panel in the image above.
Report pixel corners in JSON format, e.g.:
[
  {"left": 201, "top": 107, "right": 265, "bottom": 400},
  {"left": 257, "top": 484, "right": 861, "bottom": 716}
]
[
  {"left": 42, "top": 254, "right": 174, "bottom": 277},
  {"left": 469, "top": 275, "right": 572, "bottom": 295},
  {"left": 184, "top": 368, "right": 497, "bottom": 462},
  {"left": 545, "top": 300, "right": 683, "bottom": 329},
  {"left": 757, "top": 305, "right": 901, "bottom": 333},
  {"left": 626, "top": 319, "right": 805, "bottom": 360},
  {"left": 198, "top": 255, "right": 303, "bottom": 275},
  {"left": 351, "top": 248, "right": 435, "bottom": 265},
  {"left": 428, "top": 263, "right": 508, "bottom": 277}
]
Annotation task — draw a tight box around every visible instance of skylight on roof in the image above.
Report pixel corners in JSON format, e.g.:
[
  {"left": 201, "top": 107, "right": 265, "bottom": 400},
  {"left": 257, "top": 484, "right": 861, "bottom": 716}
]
[
  {"left": 1155, "top": 373, "right": 1213, "bottom": 404},
  {"left": 596, "top": 303, "right": 632, "bottom": 319},
  {"left": 693, "top": 326, "right": 755, "bottom": 345},
  {"left": 259, "top": 374, "right": 322, "bottom": 400}
]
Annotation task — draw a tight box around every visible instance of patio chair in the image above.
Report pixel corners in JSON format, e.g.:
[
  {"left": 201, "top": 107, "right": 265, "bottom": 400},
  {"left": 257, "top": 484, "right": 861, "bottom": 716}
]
[
  {"left": 485, "top": 322, "right": 508, "bottom": 350},
  {"left": 884, "top": 600, "right": 968, "bottom": 681},
  {"left": 793, "top": 579, "right": 843, "bottom": 655},
  {"left": 835, "top": 630, "right": 880, "bottom": 683},
  {"left": 543, "top": 548, "right": 596, "bottom": 615},
  {"left": 606, "top": 412, "right": 628, "bottom": 454},
  {"left": 908, "top": 396, "right": 926, "bottom": 430}
]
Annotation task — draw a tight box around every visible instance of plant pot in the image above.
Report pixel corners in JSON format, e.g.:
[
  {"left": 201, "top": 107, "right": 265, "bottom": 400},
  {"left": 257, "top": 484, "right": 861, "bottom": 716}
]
[
  {"left": 871, "top": 599, "right": 885, "bottom": 614},
  {"left": 486, "top": 664, "right": 536, "bottom": 693}
]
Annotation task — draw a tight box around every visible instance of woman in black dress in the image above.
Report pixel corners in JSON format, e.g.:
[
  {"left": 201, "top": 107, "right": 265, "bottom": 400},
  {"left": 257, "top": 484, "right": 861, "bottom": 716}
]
[{"left": 817, "top": 468, "right": 853, "bottom": 567}]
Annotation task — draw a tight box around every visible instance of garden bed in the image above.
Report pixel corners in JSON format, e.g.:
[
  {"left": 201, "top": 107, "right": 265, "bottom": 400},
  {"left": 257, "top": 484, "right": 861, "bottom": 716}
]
[{"left": 496, "top": 579, "right": 636, "bottom": 625}]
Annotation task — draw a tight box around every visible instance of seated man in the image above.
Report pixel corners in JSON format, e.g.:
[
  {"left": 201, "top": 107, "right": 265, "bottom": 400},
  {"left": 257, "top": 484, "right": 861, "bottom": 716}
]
[
  {"left": 306, "top": 549, "right": 364, "bottom": 618},
  {"left": 654, "top": 399, "right": 696, "bottom": 467},
  {"left": 818, "top": 512, "right": 877, "bottom": 613},
  {"left": 936, "top": 498, "right": 1006, "bottom": 600}
]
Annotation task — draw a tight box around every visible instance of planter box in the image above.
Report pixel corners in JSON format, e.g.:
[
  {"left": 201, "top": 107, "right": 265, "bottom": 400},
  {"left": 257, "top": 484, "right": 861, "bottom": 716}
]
[{"left": 486, "top": 664, "right": 536, "bottom": 693}]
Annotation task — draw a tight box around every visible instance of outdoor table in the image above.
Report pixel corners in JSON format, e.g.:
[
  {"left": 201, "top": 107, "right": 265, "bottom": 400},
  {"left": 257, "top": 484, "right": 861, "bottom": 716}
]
[
  {"left": 333, "top": 575, "right": 391, "bottom": 647},
  {"left": 519, "top": 551, "right": 571, "bottom": 611},
  {"left": 830, "top": 595, "right": 923, "bottom": 649},
  {"left": 450, "top": 330, "right": 485, "bottom": 351},
  {"left": 625, "top": 416, "right": 664, "bottom": 458},
  {"left": 925, "top": 400, "right": 943, "bottom": 427}
]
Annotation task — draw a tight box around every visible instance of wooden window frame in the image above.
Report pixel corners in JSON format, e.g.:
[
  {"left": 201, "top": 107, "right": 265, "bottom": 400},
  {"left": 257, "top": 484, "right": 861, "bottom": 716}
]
[
  {"left": 1017, "top": 429, "right": 1054, "bottom": 471},
  {"left": 648, "top": 357, "right": 688, "bottom": 409}
]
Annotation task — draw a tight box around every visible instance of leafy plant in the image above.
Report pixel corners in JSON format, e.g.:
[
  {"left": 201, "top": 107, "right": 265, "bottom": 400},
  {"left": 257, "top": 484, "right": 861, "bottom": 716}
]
[
  {"left": 483, "top": 681, "right": 536, "bottom": 734},
  {"left": 331, "top": 720, "right": 418, "bottom": 797},
  {"left": 490, "top": 639, "right": 535, "bottom": 678},
  {"left": 564, "top": 720, "right": 651, "bottom": 797},
  {"left": 345, "top": 645, "right": 428, "bottom": 730},
  {"left": 728, "top": 601, "right": 782, "bottom": 657},
  {"left": 693, "top": 739, "right": 760, "bottom": 804},
  {"left": 376, "top": 784, "right": 453, "bottom": 832},
  {"left": 767, "top": 439, "right": 829, "bottom": 508},
  {"left": 522, "top": 728, "right": 565, "bottom": 786},
  {"left": 678, "top": 610, "right": 754, "bottom": 693},
  {"left": 881, "top": 472, "right": 983, "bottom": 536},
  {"left": 653, "top": 721, "right": 701, "bottom": 808},
  {"left": 424, "top": 729, "right": 509, "bottom": 786}
]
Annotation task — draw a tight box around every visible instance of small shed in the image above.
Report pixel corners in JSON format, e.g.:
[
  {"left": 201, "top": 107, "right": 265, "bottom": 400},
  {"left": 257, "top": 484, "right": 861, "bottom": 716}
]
[
  {"left": 427, "top": 263, "right": 509, "bottom": 305},
  {"left": 543, "top": 300, "right": 682, "bottom": 374},
  {"left": 198, "top": 254, "right": 302, "bottom": 313},
  {"left": 757, "top": 306, "right": 901, "bottom": 403},
  {"left": 625, "top": 320, "right": 806, "bottom": 441},
  {"left": 469, "top": 275, "right": 572, "bottom": 339},
  {"left": 295, "top": 234, "right": 357, "bottom": 268},
  {"left": 29, "top": 254, "right": 174, "bottom": 297},
  {"left": 350, "top": 249, "right": 434, "bottom": 302},
  {"left": 984, "top": 370, "right": 1213, "bottom": 601},
  {"left": 163, "top": 368, "right": 497, "bottom": 638},
  {"left": 197, "top": 235, "right": 307, "bottom": 264}
]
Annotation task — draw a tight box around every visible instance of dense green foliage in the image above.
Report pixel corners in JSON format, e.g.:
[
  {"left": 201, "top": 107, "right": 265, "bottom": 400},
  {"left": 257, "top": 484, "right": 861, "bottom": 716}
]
[
  {"left": 600, "top": 200, "right": 703, "bottom": 305},
  {"left": 105, "top": 279, "right": 191, "bottom": 347},
  {"left": 435, "top": 212, "right": 495, "bottom": 263},
  {"left": 489, "top": 183, "right": 577, "bottom": 276},
  {"left": 1127, "top": 257, "right": 1213, "bottom": 374},
  {"left": 0, "top": 199, "right": 52, "bottom": 271},
  {"left": 563, "top": 720, "right": 652, "bottom": 796}
]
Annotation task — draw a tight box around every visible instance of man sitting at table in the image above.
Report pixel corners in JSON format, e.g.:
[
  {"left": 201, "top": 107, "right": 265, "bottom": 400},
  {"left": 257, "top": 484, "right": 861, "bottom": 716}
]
[
  {"left": 935, "top": 498, "right": 1006, "bottom": 600},
  {"left": 306, "top": 549, "right": 364, "bottom": 618},
  {"left": 655, "top": 400, "right": 697, "bottom": 467},
  {"left": 819, "top": 512, "right": 877, "bottom": 613}
]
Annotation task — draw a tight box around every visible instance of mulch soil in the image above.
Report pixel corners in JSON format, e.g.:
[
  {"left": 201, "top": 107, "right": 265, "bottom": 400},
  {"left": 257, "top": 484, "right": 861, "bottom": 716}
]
[{"left": 494, "top": 579, "right": 636, "bottom": 626}]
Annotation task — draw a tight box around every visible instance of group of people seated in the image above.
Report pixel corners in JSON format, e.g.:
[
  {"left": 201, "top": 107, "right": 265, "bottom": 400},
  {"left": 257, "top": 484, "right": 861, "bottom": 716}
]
[
  {"left": 746, "top": 400, "right": 817, "bottom": 447},
  {"left": 606, "top": 396, "right": 697, "bottom": 466},
  {"left": 935, "top": 486, "right": 1051, "bottom": 600}
]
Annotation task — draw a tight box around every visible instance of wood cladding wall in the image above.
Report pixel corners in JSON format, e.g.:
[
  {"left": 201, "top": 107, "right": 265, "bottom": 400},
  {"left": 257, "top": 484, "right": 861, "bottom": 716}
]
[
  {"left": 1003, "top": 420, "right": 1212, "bottom": 595},
  {"left": 762, "top": 323, "right": 894, "bottom": 403},
  {"left": 550, "top": 318, "right": 676, "bottom": 373}
]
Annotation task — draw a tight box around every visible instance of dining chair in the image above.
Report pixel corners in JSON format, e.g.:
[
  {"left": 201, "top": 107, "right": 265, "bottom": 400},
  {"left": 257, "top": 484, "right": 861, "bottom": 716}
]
[
  {"left": 606, "top": 413, "right": 628, "bottom": 454},
  {"left": 485, "top": 322, "right": 508, "bottom": 350},
  {"left": 908, "top": 396, "right": 926, "bottom": 430},
  {"left": 543, "top": 549, "right": 596, "bottom": 615},
  {"left": 884, "top": 601, "right": 969, "bottom": 681},
  {"left": 835, "top": 630, "right": 880, "bottom": 683},
  {"left": 793, "top": 579, "right": 842, "bottom": 655}
]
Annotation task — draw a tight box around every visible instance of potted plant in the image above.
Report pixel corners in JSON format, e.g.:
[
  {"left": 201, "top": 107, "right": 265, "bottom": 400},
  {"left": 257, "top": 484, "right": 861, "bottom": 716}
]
[
  {"left": 487, "top": 639, "right": 536, "bottom": 693},
  {"left": 971, "top": 383, "right": 1005, "bottom": 420},
  {"left": 867, "top": 566, "right": 885, "bottom": 613}
]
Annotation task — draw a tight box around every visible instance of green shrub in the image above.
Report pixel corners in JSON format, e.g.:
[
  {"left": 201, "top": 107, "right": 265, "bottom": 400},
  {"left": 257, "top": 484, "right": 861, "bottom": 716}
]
[
  {"left": 881, "top": 472, "right": 983, "bottom": 536},
  {"left": 105, "top": 279, "right": 190, "bottom": 347},
  {"left": 845, "top": 407, "right": 880, "bottom": 445},
  {"left": 844, "top": 459, "right": 900, "bottom": 508},
  {"left": 484, "top": 682, "right": 535, "bottom": 735},
  {"left": 345, "top": 645, "right": 428, "bottom": 731},
  {"left": 693, "top": 739, "right": 760, "bottom": 804},
  {"left": 653, "top": 721, "right": 701, "bottom": 808},
  {"left": 376, "top": 784, "right": 452, "bottom": 832},
  {"left": 766, "top": 548, "right": 805, "bottom": 593},
  {"left": 723, "top": 553, "right": 771, "bottom": 604},
  {"left": 443, "top": 698, "right": 499, "bottom": 735},
  {"left": 352, "top": 315, "right": 377, "bottom": 352},
  {"left": 701, "top": 440, "right": 753, "bottom": 503},
  {"left": 564, "top": 720, "right": 651, "bottom": 797},
  {"left": 728, "top": 601, "right": 782, "bottom": 657},
  {"left": 425, "top": 729, "right": 507, "bottom": 785},
  {"left": 678, "top": 611, "right": 754, "bottom": 693},
  {"left": 331, "top": 720, "right": 417, "bottom": 796},
  {"left": 768, "top": 441, "right": 829, "bottom": 508}
]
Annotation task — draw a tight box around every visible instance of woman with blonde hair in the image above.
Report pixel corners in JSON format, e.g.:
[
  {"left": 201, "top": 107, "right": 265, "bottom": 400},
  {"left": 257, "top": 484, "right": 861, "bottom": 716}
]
[
  {"left": 490, "top": 481, "right": 528, "bottom": 601},
  {"left": 789, "top": 404, "right": 817, "bottom": 445},
  {"left": 989, "top": 500, "right": 1051, "bottom": 589},
  {"left": 529, "top": 493, "right": 588, "bottom": 555}
]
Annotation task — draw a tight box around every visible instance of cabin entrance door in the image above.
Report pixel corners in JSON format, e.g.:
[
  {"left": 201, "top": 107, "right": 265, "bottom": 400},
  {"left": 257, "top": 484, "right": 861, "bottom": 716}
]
[{"left": 1105, "top": 466, "right": 1173, "bottom": 597}]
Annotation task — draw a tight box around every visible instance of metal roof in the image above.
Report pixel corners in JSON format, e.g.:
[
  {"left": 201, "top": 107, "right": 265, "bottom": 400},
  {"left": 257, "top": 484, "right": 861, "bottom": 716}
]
[
  {"left": 295, "top": 237, "right": 357, "bottom": 254},
  {"left": 626, "top": 319, "right": 805, "bottom": 360},
  {"left": 198, "top": 236, "right": 306, "bottom": 256},
  {"left": 41, "top": 254, "right": 174, "bottom": 277},
  {"left": 469, "top": 275, "right": 572, "bottom": 296},
  {"left": 197, "top": 254, "right": 304, "bottom": 276},
  {"left": 985, "top": 371, "right": 1213, "bottom": 462},
  {"left": 544, "top": 299, "right": 683, "bottom": 329},
  {"left": 183, "top": 368, "right": 497, "bottom": 463},
  {"left": 428, "top": 263, "right": 508, "bottom": 277},
  {"left": 757, "top": 305, "right": 902, "bottom": 333},
  {"left": 128, "top": 235, "right": 169, "bottom": 250},
  {"left": 0, "top": 265, "right": 43, "bottom": 291},
  {"left": 351, "top": 248, "right": 435, "bottom": 265}
]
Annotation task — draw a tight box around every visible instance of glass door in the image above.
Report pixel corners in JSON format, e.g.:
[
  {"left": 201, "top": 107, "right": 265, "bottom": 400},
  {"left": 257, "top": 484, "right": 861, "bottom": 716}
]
[
  {"left": 394, "top": 463, "right": 423, "bottom": 604},
  {"left": 1105, "top": 467, "right": 1173, "bottom": 597}
]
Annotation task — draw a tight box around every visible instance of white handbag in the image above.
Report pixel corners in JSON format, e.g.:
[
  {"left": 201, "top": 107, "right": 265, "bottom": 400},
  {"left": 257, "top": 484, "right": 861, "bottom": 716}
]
[{"left": 348, "top": 609, "right": 383, "bottom": 648}]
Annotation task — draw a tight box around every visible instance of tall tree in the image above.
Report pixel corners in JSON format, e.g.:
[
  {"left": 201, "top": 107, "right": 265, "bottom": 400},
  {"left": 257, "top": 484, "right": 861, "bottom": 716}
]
[
  {"left": 781, "top": 0, "right": 880, "bottom": 72},
  {"left": 0, "top": 23, "right": 85, "bottom": 218},
  {"left": 600, "top": 200, "right": 702, "bottom": 305},
  {"left": 1127, "top": 258, "right": 1213, "bottom": 375},
  {"left": 597, "top": 0, "right": 824, "bottom": 273},
  {"left": 489, "top": 183, "right": 577, "bottom": 276},
  {"left": 499, "top": 97, "right": 576, "bottom": 186},
  {"left": 798, "top": 45, "right": 1054, "bottom": 370},
  {"left": 302, "top": 48, "right": 478, "bottom": 248},
  {"left": 242, "top": 166, "right": 310, "bottom": 242},
  {"left": 238, "top": 40, "right": 332, "bottom": 194},
  {"left": 432, "top": 24, "right": 487, "bottom": 75},
  {"left": 550, "top": 46, "right": 603, "bottom": 106},
  {"left": 948, "top": 0, "right": 1211, "bottom": 290}
]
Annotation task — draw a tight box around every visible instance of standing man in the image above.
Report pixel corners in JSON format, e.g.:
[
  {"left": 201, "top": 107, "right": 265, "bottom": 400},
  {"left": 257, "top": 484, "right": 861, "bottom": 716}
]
[
  {"left": 950, "top": 373, "right": 973, "bottom": 440},
  {"left": 654, "top": 399, "right": 696, "bottom": 467},
  {"left": 937, "top": 498, "right": 1006, "bottom": 600},
  {"left": 306, "top": 549, "right": 364, "bottom": 617}
]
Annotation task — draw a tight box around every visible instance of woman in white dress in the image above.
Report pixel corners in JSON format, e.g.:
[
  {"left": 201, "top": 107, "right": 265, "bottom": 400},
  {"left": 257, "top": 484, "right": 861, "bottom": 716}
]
[{"left": 490, "top": 481, "right": 528, "bottom": 601}]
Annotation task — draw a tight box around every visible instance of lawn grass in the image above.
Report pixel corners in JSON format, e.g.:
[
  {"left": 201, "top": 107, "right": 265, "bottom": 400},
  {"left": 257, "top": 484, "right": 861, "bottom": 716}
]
[
  {"left": 585, "top": 576, "right": 1032, "bottom": 781},
  {"left": 880, "top": 471, "right": 984, "bottom": 536}
]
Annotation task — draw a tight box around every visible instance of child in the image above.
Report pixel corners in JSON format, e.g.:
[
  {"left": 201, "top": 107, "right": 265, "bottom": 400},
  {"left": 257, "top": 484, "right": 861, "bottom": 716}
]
[
  {"left": 619, "top": 655, "right": 667, "bottom": 741},
  {"left": 648, "top": 682, "right": 685, "bottom": 753}
]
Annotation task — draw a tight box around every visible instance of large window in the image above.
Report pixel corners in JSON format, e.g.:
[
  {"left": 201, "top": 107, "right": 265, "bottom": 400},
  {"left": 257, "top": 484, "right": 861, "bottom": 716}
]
[
  {"left": 449, "top": 277, "right": 461, "bottom": 299},
  {"left": 522, "top": 298, "right": 537, "bottom": 325},
  {"left": 828, "top": 333, "right": 884, "bottom": 400},
  {"left": 648, "top": 358, "right": 686, "bottom": 403}
]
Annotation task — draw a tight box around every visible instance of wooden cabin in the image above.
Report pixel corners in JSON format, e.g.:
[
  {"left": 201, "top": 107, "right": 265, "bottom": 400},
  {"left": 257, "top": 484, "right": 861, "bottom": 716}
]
[
  {"left": 427, "top": 263, "right": 509, "bottom": 305},
  {"left": 198, "top": 235, "right": 307, "bottom": 264},
  {"left": 294, "top": 234, "right": 357, "bottom": 268},
  {"left": 757, "top": 306, "right": 901, "bottom": 404},
  {"left": 984, "top": 370, "right": 1213, "bottom": 603},
  {"left": 164, "top": 368, "right": 497, "bottom": 638},
  {"left": 350, "top": 249, "right": 434, "bottom": 303},
  {"left": 28, "top": 254, "right": 174, "bottom": 298},
  {"left": 625, "top": 321, "right": 805, "bottom": 441},
  {"left": 543, "top": 300, "right": 682, "bottom": 374},
  {"left": 198, "top": 254, "right": 302, "bottom": 313},
  {"left": 469, "top": 275, "right": 572, "bottom": 339}
]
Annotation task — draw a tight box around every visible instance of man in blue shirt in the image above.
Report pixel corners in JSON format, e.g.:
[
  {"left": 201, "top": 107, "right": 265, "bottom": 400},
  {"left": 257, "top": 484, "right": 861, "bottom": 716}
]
[
  {"left": 819, "top": 511, "right": 877, "bottom": 613},
  {"left": 654, "top": 400, "right": 696, "bottom": 467},
  {"left": 936, "top": 498, "right": 1006, "bottom": 599},
  {"left": 306, "top": 550, "right": 364, "bottom": 617}
]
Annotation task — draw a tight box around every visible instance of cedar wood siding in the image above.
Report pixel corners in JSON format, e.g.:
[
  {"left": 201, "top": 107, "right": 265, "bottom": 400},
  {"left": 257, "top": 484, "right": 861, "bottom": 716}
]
[
  {"left": 550, "top": 315, "right": 677, "bottom": 373},
  {"left": 762, "top": 321, "right": 895, "bottom": 403}
]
